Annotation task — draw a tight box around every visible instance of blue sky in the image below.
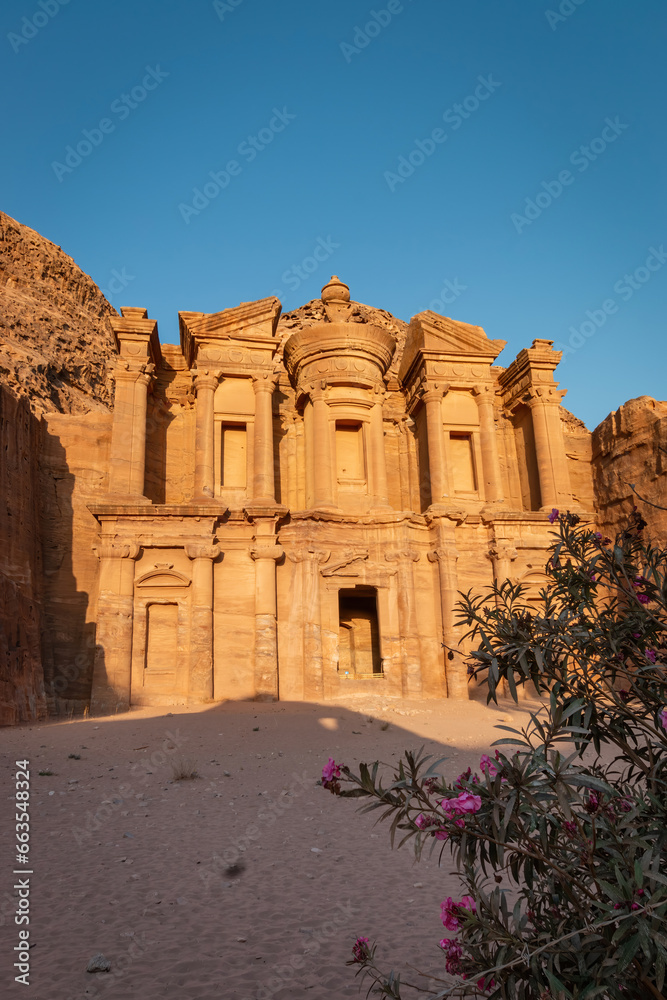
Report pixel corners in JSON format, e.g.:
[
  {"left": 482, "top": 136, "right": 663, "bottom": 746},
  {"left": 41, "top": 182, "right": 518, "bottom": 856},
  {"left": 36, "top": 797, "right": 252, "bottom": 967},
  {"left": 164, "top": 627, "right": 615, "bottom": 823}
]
[{"left": 1, "top": 0, "right": 665, "bottom": 429}]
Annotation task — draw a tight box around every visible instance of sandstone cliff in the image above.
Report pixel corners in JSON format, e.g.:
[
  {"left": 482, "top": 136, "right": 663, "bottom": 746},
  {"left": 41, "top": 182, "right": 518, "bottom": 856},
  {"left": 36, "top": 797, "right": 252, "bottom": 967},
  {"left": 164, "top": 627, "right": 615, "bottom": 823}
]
[
  {"left": 0, "top": 211, "right": 116, "bottom": 724},
  {"left": 0, "top": 211, "right": 115, "bottom": 414},
  {"left": 592, "top": 396, "right": 667, "bottom": 543}
]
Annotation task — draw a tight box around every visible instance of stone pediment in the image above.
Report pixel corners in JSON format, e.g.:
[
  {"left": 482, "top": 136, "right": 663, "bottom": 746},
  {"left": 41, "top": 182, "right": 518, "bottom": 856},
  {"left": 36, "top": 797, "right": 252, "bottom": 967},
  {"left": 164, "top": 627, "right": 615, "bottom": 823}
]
[
  {"left": 399, "top": 311, "right": 506, "bottom": 384},
  {"left": 179, "top": 297, "right": 281, "bottom": 367}
]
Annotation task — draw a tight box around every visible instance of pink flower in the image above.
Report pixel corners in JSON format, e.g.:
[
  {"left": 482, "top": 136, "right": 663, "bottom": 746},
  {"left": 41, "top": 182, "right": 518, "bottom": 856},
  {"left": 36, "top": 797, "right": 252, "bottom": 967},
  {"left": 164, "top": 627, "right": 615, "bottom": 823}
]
[
  {"left": 441, "top": 896, "right": 476, "bottom": 930},
  {"left": 434, "top": 829, "right": 448, "bottom": 841},
  {"left": 638, "top": 594, "right": 650, "bottom": 604},
  {"left": 480, "top": 754, "right": 498, "bottom": 778},
  {"left": 646, "top": 650, "right": 657, "bottom": 663},
  {"left": 438, "top": 938, "right": 463, "bottom": 974},
  {"left": 456, "top": 791, "right": 482, "bottom": 813},
  {"left": 441, "top": 791, "right": 482, "bottom": 818},
  {"left": 660, "top": 708, "right": 667, "bottom": 731},
  {"left": 322, "top": 757, "right": 341, "bottom": 782},
  {"left": 477, "top": 977, "right": 496, "bottom": 991},
  {"left": 548, "top": 508, "right": 559, "bottom": 524},
  {"left": 352, "top": 936, "right": 370, "bottom": 963}
]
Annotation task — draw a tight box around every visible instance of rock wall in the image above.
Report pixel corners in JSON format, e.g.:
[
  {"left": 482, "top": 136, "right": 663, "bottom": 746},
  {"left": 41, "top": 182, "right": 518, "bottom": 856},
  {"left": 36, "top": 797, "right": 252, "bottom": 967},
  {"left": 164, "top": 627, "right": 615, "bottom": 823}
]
[
  {"left": 0, "top": 211, "right": 115, "bottom": 413},
  {"left": 0, "top": 386, "right": 47, "bottom": 724},
  {"left": 0, "top": 211, "right": 115, "bottom": 723},
  {"left": 592, "top": 396, "right": 667, "bottom": 544}
]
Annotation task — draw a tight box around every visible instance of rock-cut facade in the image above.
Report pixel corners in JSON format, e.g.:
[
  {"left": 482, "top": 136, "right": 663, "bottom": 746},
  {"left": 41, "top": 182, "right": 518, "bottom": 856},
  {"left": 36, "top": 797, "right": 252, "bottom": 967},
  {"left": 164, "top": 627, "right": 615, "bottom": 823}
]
[{"left": 87, "top": 275, "right": 595, "bottom": 712}]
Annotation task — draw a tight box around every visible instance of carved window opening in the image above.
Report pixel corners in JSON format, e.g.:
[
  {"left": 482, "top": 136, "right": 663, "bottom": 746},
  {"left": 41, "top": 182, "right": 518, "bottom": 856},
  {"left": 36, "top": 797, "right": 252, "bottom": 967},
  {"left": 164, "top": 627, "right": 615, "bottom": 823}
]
[
  {"left": 338, "top": 588, "right": 382, "bottom": 678},
  {"left": 220, "top": 423, "right": 247, "bottom": 489},
  {"left": 335, "top": 421, "right": 366, "bottom": 486},
  {"left": 449, "top": 432, "right": 477, "bottom": 494}
]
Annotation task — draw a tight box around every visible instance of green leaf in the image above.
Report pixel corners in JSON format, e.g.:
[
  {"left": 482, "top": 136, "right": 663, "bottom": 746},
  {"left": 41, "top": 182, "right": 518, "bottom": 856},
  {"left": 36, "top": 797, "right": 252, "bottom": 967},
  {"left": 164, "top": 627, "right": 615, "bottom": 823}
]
[{"left": 617, "top": 933, "right": 640, "bottom": 971}]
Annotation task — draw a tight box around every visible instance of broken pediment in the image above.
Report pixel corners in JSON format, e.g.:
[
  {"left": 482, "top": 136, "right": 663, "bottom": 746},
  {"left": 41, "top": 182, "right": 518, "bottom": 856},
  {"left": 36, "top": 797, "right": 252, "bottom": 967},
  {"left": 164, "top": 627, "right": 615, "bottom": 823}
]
[
  {"left": 399, "top": 311, "right": 506, "bottom": 384},
  {"left": 179, "top": 297, "right": 282, "bottom": 367}
]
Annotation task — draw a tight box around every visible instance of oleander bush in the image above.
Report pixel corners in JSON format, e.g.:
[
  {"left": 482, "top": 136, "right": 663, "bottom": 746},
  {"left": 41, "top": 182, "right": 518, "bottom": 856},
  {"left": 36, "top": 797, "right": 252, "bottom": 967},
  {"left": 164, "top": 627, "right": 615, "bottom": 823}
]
[{"left": 322, "top": 510, "right": 667, "bottom": 1000}]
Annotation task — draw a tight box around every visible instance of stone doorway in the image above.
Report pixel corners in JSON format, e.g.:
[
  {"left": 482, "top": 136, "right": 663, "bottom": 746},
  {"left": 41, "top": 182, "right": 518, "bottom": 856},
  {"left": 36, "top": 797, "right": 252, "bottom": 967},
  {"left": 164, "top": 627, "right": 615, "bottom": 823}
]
[{"left": 337, "top": 588, "right": 382, "bottom": 678}]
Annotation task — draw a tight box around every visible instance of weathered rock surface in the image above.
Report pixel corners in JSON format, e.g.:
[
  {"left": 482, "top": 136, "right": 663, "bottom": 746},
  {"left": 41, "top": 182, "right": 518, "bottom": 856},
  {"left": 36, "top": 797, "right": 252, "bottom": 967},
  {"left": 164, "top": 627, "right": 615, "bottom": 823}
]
[
  {"left": 0, "top": 211, "right": 115, "bottom": 724},
  {"left": 592, "top": 396, "right": 667, "bottom": 543},
  {"left": 0, "top": 210, "right": 115, "bottom": 414},
  {"left": 0, "top": 386, "right": 47, "bottom": 724}
]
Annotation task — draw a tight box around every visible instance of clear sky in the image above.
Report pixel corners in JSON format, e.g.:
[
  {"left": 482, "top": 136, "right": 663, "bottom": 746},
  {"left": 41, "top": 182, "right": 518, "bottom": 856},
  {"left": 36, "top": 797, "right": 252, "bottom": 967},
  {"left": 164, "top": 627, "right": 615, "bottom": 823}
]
[{"left": 1, "top": 0, "right": 665, "bottom": 429}]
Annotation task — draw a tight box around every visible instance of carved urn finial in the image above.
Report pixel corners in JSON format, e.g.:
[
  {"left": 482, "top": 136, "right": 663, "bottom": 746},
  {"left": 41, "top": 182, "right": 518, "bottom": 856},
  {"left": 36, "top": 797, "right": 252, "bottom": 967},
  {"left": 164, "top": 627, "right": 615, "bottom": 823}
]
[{"left": 321, "top": 276, "right": 350, "bottom": 304}]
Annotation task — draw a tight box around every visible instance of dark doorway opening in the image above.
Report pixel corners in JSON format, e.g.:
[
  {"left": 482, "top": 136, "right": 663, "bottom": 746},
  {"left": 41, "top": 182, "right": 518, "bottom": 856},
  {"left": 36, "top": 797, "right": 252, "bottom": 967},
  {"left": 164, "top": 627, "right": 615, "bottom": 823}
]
[{"left": 338, "top": 588, "right": 382, "bottom": 677}]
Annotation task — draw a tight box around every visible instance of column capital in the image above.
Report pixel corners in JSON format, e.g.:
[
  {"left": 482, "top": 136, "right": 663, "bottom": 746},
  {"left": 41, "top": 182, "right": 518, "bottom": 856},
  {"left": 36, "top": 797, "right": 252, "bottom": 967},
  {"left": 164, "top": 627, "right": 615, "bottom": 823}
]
[
  {"left": 487, "top": 543, "right": 517, "bottom": 562},
  {"left": 252, "top": 371, "right": 279, "bottom": 393},
  {"left": 111, "top": 359, "right": 156, "bottom": 384},
  {"left": 427, "top": 547, "right": 459, "bottom": 564},
  {"left": 192, "top": 368, "right": 222, "bottom": 393},
  {"left": 287, "top": 546, "right": 330, "bottom": 564},
  {"left": 93, "top": 541, "right": 141, "bottom": 561},
  {"left": 420, "top": 383, "right": 449, "bottom": 406},
  {"left": 526, "top": 385, "right": 566, "bottom": 406},
  {"left": 472, "top": 383, "right": 496, "bottom": 400},
  {"left": 307, "top": 380, "right": 328, "bottom": 403},
  {"left": 185, "top": 543, "right": 221, "bottom": 561},
  {"left": 385, "top": 548, "right": 420, "bottom": 563},
  {"left": 251, "top": 545, "right": 284, "bottom": 562}
]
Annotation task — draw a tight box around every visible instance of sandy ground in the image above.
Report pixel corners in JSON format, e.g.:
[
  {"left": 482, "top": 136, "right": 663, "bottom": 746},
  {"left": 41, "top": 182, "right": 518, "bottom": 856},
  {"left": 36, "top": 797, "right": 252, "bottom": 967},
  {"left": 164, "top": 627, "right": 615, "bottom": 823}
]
[{"left": 0, "top": 692, "right": 540, "bottom": 1000}]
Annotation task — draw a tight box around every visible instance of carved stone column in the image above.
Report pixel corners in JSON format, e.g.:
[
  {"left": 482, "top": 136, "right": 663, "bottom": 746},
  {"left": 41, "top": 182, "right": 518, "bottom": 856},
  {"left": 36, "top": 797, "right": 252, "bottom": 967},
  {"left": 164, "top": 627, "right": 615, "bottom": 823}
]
[
  {"left": 108, "top": 363, "right": 154, "bottom": 499},
  {"left": 428, "top": 519, "right": 469, "bottom": 699},
  {"left": 90, "top": 542, "right": 141, "bottom": 713},
  {"left": 310, "top": 382, "right": 336, "bottom": 509},
  {"left": 185, "top": 543, "right": 221, "bottom": 703},
  {"left": 193, "top": 369, "right": 221, "bottom": 500},
  {"left": 526, "top": 388, "right": 572, "bottom": 510},
  {"left": 287, "top": 547, "right": 329, "bottom": 699},
  {"left": 385, "top": 548, "right": 422, "bottom": 697},
  {"left": 252, "top": 373, "right": 278, "bottom": 503},
  {"left": 487, "top": 541, "right": 518, "bottom": 587},
  {"left": 251, "top": 543, "right": 284, "bottom": 700},
  {"left": 473, "top": 384, "right": 504, "bottom": 504},
  {"left": 422, "top": 388, "right": 450, "bottom": 506},
  {"left": 369, "top": 388, "right": 390, "bottom": 509}
]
